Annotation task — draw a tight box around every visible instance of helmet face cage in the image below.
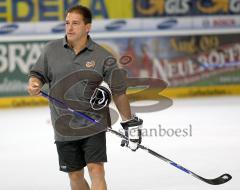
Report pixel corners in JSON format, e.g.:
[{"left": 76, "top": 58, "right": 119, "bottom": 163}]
[{"left": 90, "top": 86, "right": 111, "bottom": 110}]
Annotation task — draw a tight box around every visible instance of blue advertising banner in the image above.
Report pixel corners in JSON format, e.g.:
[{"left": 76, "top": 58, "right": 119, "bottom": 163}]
[{"left": 1, "top": 16, "right": 240, "bottom": 36}]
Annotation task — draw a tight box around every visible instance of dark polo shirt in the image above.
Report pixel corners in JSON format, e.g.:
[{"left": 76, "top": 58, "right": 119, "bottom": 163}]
[{"left": 30, "top": 36, "right": 127, "bottom": 141}]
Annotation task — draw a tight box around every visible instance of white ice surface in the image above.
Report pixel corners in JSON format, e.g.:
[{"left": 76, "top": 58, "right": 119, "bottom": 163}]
[{"left": 0, "top": 96, "right": 239, "bottom": 190}]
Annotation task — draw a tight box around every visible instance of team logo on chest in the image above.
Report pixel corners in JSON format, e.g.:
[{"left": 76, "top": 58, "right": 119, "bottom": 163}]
[{"left": 85, "top": 60, "right": 96, "bottom": 68}]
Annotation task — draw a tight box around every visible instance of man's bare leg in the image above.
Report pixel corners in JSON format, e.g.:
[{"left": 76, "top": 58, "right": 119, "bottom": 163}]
[
  {"left": 87, "top": 163, "right": 107, "bottom": 190},
  {"left": 68, "top": 169, "right": 90, "bottom": 190}
]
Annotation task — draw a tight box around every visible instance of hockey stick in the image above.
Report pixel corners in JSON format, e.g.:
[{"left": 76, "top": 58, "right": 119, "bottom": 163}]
[
  {"left": 107, "top": 128, "right": 232, "bottom": 185},
  {"left": 40, "top": 90, "right": 232, "bottom": 185},
  {"left": 40, "top": 91, "right": 97, "bottom": 123}
]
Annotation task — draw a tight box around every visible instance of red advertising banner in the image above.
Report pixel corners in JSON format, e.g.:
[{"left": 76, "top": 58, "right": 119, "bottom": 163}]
[{"left": 101, "top": 33, "right": 240, "bottom": 88}]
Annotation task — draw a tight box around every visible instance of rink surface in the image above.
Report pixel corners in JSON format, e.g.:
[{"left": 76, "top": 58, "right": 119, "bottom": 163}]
[{"left": 0, "top": 96, "right": 239, "bottom": 190}]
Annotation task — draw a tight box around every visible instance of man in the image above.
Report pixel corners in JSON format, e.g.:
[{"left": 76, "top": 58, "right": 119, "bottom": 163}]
[{"left": 27, "top": 5, "right": 142, "bottom": 190}]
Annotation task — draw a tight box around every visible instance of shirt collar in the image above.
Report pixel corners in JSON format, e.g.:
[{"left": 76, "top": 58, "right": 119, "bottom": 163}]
[{"left": 63, "top": 35, "right": 94, "bottom": 51}]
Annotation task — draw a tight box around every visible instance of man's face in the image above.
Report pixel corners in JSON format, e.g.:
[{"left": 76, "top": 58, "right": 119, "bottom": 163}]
[{"left": 65, "top": 12, "right": 91, "bottom": 43}]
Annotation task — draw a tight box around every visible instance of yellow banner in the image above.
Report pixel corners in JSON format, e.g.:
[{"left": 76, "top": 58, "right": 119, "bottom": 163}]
[
  {"left": 161, "top": 85, "right": 240, "bottom": 98},
  {"left": 1, "top": 85, "right": 240, "bottom": 108},
  {"left": 0, "top": 0, "right": 133, "bottom": 22}
]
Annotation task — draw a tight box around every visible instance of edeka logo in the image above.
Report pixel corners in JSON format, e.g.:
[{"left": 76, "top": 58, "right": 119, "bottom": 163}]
[
  {"left": 105, "top": 20, "right": 127, "bottom": 31},
  {"left": 52, "top": 22, "right": 65, "bottom": 33},
  {"left": 1, "top": 0, "right": 110, "bottom": 22},
  {"left": 0, "top": 24, "right": 19, "bottom": 35},
  {"left": 157, "top": 18, "right": 178, "bottom": 29}
]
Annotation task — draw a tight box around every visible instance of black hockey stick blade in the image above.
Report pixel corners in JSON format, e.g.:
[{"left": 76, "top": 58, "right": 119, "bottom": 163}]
[
  {"left": 108, "top": 128, "right": 232, "bottom": 185},
  {"left": 199, "top": 173, "right": 232, "bottom": 185}
]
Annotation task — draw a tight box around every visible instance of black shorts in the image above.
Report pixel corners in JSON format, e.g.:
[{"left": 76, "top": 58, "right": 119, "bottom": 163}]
[{"left": 55, "top": 132, "right": 107, "bottom": 172}]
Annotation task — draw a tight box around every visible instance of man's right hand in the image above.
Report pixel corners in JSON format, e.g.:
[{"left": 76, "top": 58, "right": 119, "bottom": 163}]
[
  {"left": 120, "top": 116, "right": 143, "bottom": 151},
  {"left": 27, "top": 77, "right": 43, "bottom": 96}
]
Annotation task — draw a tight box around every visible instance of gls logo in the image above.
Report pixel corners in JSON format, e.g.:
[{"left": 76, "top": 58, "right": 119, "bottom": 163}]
[
  {"left": 157, "top": 18, "right": 178, "bottom": 29},
  {"left": 0, "top": 24, "right": 18, "bottom": 34}
]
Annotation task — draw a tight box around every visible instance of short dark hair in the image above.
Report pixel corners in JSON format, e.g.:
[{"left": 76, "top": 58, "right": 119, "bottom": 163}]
[{"left": 66, "top": 5, "right": 92, "bottom": 24}]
